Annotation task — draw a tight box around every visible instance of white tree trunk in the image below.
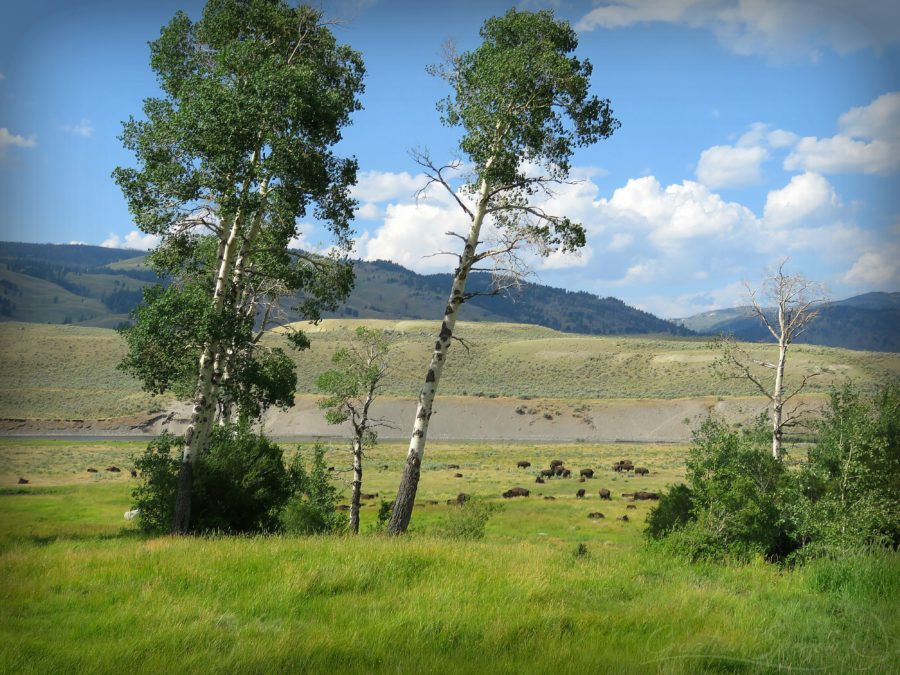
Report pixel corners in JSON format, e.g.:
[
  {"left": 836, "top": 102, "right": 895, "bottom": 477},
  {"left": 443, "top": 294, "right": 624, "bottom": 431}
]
[
  {"left": 387, "top": 177, "right": 491, "bottom": 534},
  {"left": 771, "top": 341, "right": 787, "bottom": 460},
  {"left": 350, "top": 437, "right": 363, "bottom": 534}
]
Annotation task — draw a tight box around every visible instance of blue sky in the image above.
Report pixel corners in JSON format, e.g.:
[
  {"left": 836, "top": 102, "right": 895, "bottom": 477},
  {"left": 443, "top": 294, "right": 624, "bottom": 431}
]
[{"left": 1, "top": 0, "right": 898, "bottom": 318}]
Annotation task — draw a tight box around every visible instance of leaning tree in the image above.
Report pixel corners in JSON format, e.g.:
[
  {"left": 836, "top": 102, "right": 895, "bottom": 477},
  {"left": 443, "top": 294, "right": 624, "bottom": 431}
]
[
  {"left": 387, "top": 9, "right": 619, "bottom": 534},
  {"left": 114, "top": 0, "right": 364, "bottom": 533},
  {"left": 713, "top": 260, "right": 828, "bottom": 460}
]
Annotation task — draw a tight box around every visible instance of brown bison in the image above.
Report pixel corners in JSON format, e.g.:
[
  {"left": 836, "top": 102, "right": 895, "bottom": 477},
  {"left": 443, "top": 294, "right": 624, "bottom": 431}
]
[
  {"left": 535, "top": 476, "right": 545, "bottom": 484},
  {"left": 455, "top": 493, "right": 469, "bottom": 505},
  {"left": 454, "top": 473, "right": 464, "bottom": 478},
  {"left": 631, "top": 491, "right": 659, "bottom": 501},
  {"left": 86, "top": 468, "right": 98, "bottom": 473},
  {"left": 598, "top": 488, "right": 611, "bottom": 500},
  {"left": 634, "top": 467, "right": 649, "bottom": 476},
  {"left": 502, "top": 487, "right": 530, "bottom": 498},
  {"left": 130, "top": 469, "right": 138, "bottom": 478},
  {"left": 588, "top": 512, "right": 604, "bottom": 519},
  {"left": 579, "top": 468, "right": 594, "bottom": 479},
  {"left": 617, "top": 514, "right": 630, "bottom": 522},
  {"left": 561, "top": 469, "right": 572, "bottom": 478},
  {"left": 106, "top": 466, "right": 121, "bottom": 473},
  {"left": 613, "top": 460, "right": 634, "bottom": 473},
  {"left": 17, "top": 477, "right": 29, "bottom": 484},
  {"left": 576, "top": 489, "right": 586, "bottom": 498},
  {"left": 626, "top": 504, "right": 637, "bottom": 510},
  {"left": 578, "top": 477, "right": 586, "bottom": 483},
  {"left": 517, "top": 461, "right": 532, "bottom": 469},
  {"left": 549, "top": 459, "right": 564, "bottom": 470},
  {"left": 540, "top": 469, "right": 554, "bottom": 478}
]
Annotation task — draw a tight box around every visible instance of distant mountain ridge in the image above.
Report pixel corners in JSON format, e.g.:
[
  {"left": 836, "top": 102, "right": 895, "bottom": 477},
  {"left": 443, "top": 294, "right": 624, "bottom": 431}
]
[
  {"left": 0, "top": 241, "right": 690, "bottom": 337},
  {"left": 677, "top": 292, "right": 900, "bottom": 352}
]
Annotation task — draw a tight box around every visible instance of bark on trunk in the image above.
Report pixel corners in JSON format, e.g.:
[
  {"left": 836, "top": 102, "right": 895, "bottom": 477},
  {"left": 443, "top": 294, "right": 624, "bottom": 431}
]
[
  {"left": 172, "top": 156, "right": 261, "bottom": 533},
  {"left": 771, "top": 341, "right": 787, "bottom": 460},
  {"left": 350, "top": 438, "right": 362, "bottom": 534},
  {"left": 387, "top": 178, "right": 491, "bottom": 534}
]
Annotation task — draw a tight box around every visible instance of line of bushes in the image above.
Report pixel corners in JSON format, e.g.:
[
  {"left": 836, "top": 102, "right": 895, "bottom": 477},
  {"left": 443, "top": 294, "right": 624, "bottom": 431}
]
[{"left": 645, "top": 383, "right": 899, "bottom": 563}]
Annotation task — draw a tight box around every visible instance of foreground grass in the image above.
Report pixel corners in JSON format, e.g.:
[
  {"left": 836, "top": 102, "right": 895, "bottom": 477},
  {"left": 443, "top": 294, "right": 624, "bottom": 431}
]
[{"left": 1, "top": 439, "right": 898, "bottom": 673}]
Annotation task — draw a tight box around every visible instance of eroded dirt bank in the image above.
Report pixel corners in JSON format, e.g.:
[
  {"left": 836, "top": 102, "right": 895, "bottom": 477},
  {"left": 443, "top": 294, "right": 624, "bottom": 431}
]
[{"left": 0, "top": 395, "right": 818, "bottom": 442}]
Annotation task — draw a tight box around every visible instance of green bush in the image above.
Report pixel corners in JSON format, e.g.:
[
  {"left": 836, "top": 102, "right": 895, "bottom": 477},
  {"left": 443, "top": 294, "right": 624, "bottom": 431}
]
[
  {"left": 131, "top": 432, "right": 181, "bottom": 533},
  {"left": 282, "top": 443, "right": 347, "bottom": 535},
  {"left": 791, "top": 383, "right": 900, "bottom": 560},
  {"left": 645, "top": 483, "right": 694, "bottom": 539},
  {"left": 190, "top": 425, "right": 292, "bottom": 533},
  {"left": 131, "top": 425, "right": 292, "bottom": 534},
  {"left": 440, "top": 499, "right": 500, "bottom": 540}
]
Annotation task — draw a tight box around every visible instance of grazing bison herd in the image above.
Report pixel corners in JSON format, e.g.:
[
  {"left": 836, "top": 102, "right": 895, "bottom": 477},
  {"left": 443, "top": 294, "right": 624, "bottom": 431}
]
[{"left": 503, "top": 457, "right": 658, "bottom": 520}]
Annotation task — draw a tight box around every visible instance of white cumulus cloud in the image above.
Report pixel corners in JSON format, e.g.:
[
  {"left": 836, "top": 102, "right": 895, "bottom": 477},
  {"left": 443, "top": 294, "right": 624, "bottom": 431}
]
[
  {"left": 842, "top": 249, "right": 900, "bottom": 287},
  {"left": 696, "top": 144, "right": 768, "bottom": 189},
  {"left": 101, "top": 231, "right": 160, "bottom": 250},
  {"left": 762, "top": 172, "right": 840, "bottom": 228},
  {"left": 575, "top": 0, "right": 900, "bottom": 62},
  {"left": 0, "top": 127, "right": 37, "bottom": 156},
  {"left": 784, "top": 92, "right": 900, "bottom": 175}
]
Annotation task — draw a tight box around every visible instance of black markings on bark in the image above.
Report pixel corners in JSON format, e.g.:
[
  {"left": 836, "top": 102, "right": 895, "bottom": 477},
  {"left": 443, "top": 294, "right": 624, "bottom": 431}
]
[
  {"left": 439, "top": 322, "right": 452, "bottom": 341},
  {"left": 426, "top": 369, "right": 435, "bottom": 383},
  {"left": 413, "top": 429, "right": 424, "bottom": 438},
  {"left": 434, "top": 341, "right": 442, "bottom": 351}
]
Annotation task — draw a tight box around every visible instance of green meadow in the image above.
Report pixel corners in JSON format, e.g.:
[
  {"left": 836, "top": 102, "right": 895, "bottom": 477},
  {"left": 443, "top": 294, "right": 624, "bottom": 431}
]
[{"left": 1, "top": 438, "right": 898, "bottom": 673}]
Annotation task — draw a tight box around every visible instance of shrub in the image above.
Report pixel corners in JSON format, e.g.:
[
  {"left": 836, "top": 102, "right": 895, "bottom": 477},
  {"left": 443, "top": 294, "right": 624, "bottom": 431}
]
[
  {"left": 645, "top": 483, "right": 694, "bottom": 539},
  {"left": 190, "top": 424, "right": 292, "bottom": 533},
  {"left": 791, "top": 383, "right": 900, "bottom": 560},
  {"left": 131, "top": 432, "right": 180, "bottom": 533},
  {"left": 440, "top": 499, "right": 500, "bottom": 540},
  {"left": 131, "top": 425, "right": 292, "bottom": 534},
  {"left": 651, "top": 418, "right": 796, "bottom": 561},
  {"left": 283, "top": 443, "right": 347, "bottom": 535}
]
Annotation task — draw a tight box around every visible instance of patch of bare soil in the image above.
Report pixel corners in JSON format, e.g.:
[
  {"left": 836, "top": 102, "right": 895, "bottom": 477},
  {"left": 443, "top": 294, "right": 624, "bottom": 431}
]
[{"left": 0, "top": 395, "right": 824, "bottom": 442}]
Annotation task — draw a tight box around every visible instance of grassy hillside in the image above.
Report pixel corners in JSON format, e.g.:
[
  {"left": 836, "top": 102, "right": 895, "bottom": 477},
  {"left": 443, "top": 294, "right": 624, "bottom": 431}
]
[
  {"left": 1, "top": 438, "right": 897, "bottom": 673},
  {"left": 0, "top": 242, "right": 689, "bottom": 337},
  {"left": 1, "top": 320, "right": 898, "bottom": 420}
]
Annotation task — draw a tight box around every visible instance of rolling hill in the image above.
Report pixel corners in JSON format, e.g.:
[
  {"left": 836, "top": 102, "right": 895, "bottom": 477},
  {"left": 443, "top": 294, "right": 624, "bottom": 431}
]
[
  {"left": 677, "top": 292, "right": 900, "bottom": 352},
  {"left": 0, "top": 241, "right": 690, "bottom": 337}
]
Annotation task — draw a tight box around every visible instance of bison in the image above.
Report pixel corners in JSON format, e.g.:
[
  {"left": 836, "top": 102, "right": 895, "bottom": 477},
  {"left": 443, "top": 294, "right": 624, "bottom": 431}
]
[
  {"left": 455, "top": 493, "right": 469, "bottom": 505},
  {"left": 549, "top": 459, "right": 564, "bottom": 470},
  {"left": 17, "top": 477, "right": 28, "bottom": 484},
  {"left": 613, "top": 460, "right": 634, "bottom": 473},
  {"left": 535, "top": 476, "right": 545, "bottom": 484},
  {"left": 447, "top": 464, "right": 461, "bottom": 469},
  {"left": 561, "top": 469, "right": 572, "bottom": 478},
  {"left": 598, "top": 488, "right": 611, "bottom": 500},
  {"left": 502, "top": 487, "right": 530, "bottom": 498},
  {"left": 106, "top": 466, "right": 120, "bottom": 473},
  {"left": 634, "top": 467, "right": 649, "bottom": 476},
  {"left": 578, "top": 477, "right": 586, "bottom": 483},
  {"left": 626, "top": 504, "right": 637, "bottom": 510},
  {"left": 631, "top": 491, "right": 659, "bottom": 501},
  {"left": 617, "top": 514, "right": 630, "bottom": 522},
  {"left": 86, "top": 468, "right": 98, "bottom": 473},
  {"left": 517, "top": 461, "right": 532, "bottom": 469},
  {"left": 588, "top": 512, "right": 604, "bottom": 519},
  {"left": 576, "top": 489, "right": 586, "bottom": 498},
  {"left": 130, "top": 469, "right": 138, "bottom": 478},
  {"left": 579, "top": 468, "right": 594, "bottom": 479},
  {"left": 454, "top": 473, "right": 463, "bottom": 478},
  {"left": 540, "top": 469, "right": 554, "bottom": 478}
]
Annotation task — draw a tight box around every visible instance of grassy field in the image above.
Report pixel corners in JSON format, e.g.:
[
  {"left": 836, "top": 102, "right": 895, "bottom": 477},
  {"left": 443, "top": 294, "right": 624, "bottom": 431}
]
[
  {"left": 1, "top": 438, "right": 898, "bottom": 673},
  {"left": 2, "top": 320, "right": 898, "bottom": 420}
]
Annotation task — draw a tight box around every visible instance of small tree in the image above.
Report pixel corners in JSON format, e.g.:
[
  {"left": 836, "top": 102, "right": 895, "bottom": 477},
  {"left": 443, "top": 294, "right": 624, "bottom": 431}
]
[
  {"left": 317, "top": 327, "right": 391, "bottom": 533},
  {"left": 713, "top": 260, "right": 828, "bottom": 460},
  {"left": 388, "top": 8, "right": 619, "bottom": 534}
]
